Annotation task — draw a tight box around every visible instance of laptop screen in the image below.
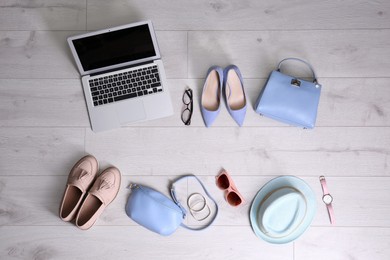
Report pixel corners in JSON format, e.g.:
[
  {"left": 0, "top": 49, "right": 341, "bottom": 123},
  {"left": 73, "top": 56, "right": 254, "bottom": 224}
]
[{"left": 71, "top": 23, "right": 157, "bottom": 72}]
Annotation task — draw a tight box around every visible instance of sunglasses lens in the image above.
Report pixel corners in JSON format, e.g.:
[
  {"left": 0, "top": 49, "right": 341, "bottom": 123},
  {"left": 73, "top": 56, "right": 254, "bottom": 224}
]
[
  {"left": 216, "top": 174, "right": 230, "bottom": 189},
  {"left": 227, "top": 192, "right": 242, "bottom": 206}
]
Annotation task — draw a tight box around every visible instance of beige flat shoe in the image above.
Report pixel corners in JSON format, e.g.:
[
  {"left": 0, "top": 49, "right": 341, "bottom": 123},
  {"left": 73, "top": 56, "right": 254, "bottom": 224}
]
[
  {"left": 59, "top": 155, "right": 99, "bottom": 222},
  {"left": 75, "top": 167, "right": 121, "bottom": 230}
]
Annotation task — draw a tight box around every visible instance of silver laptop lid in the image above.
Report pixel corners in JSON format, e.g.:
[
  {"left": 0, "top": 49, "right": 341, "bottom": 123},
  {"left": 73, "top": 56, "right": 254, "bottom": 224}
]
[{"left": 67, "top": 20, "right": 161, "bottom": 76}]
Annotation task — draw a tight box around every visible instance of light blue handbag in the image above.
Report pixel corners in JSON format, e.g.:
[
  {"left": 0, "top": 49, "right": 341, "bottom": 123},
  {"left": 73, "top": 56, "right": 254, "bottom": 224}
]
[
  {"left": 125, "top": 175, "right": 218, "bottom": 236},
  {"left": 255, "top": 58, "right": 322, "bottom": 129}
]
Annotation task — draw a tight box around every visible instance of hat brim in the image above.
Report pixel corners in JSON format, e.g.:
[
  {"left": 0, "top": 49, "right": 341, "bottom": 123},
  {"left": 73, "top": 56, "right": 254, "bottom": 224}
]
[{"left": 250, "top": 176, "right": 317, "bottom": 244}]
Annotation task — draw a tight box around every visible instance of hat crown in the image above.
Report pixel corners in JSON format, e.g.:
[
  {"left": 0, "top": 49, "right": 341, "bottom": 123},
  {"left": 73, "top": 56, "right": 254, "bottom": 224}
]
[
  {"left": 258, "top": 187, "right": 307, "bottom": 238},
  {"left": 250, "top": 176, "right": 317, "bottom": 244}
]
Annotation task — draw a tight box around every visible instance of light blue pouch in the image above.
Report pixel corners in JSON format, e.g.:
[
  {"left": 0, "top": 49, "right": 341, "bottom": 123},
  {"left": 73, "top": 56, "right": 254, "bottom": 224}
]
[
  {"left": 125, "top": 184, "right": 185, "bottom": 236},
  {"left": 125, "top": 175, "right": 218, "bottom": 236},
  {"left": 255, "top": 58, "right": 322, "bottom": 129}
]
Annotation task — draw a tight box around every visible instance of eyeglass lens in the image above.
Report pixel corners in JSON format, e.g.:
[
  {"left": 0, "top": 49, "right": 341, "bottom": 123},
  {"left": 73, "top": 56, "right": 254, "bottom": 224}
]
[
  {"left": 181, "top": 109, "right": 192, "bottom": 125},
  {"left": 182, "top": 91, "right": 192, "bottom": 105}
]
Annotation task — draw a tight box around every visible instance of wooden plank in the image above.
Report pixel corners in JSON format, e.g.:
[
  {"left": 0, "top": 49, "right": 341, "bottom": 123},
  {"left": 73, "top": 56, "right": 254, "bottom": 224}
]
[
  {"left": 87, "top": 0, "right": 390, "bottom": 30},
  {"left": 0, "top": 128, "right": 85, "bottom": 175},
  {"left": 0, "top": 226, "right": 293, "bottom": 259},
  {"left": 188, "top": 30, "right": 390, "bottom": 78},
  {"left": 0, "top": 31, "right": 80, "bottom": 79},
  {"left": 313, "top": 177, "right": 390, "bottom": 227},
  {"left": 0, "top": 175, "right": 177, "bottom": 226},
  {"left": 155, "top": 31, "right": 187, "bottom": 79},
  {"left": 0, "top": 79, "right": 89, "bottom": 127},
  {"left": 0, "top": 31, "right": 187, "bottom": 79},
  {"left": 85, "top": 127, "right": 390, "bottom": 177},
  {"left": 2, "top": 29, "right": 389, "bottom": 81},
  {"left": 0, "top": 174, "right": 390, "bottom": 227},
  {"left": 140, "top": 77, "right": 390, "bottom": 127},
  {"left": 0, "top": 0, "right": 86, "bottom": 30},
  {"left": 2, "top": 176, "right": 389, "bottom": 227},
  {"left": 295, "top": 227, "right": 390, "bottom": 260},
  {"left": 164, "top": 176, "right": 390, "bottom": 228},
  {"left": 1, "top": 76, "right": 389, "bottom": 127}
]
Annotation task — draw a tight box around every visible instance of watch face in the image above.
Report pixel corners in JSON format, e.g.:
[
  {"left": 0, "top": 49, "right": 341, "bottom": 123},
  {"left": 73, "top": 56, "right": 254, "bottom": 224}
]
[{"left": 323, "top": 194, "right": 333, "bottom": 204}]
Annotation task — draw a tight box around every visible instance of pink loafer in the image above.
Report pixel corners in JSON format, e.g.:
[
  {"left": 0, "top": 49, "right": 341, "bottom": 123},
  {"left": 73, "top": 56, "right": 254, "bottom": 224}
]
[
  {"left": 75, "top": 167, "right": 121, "bottom": 230},
  {"left": 59, "top": 155, "right": 99, "bottom": 222}
]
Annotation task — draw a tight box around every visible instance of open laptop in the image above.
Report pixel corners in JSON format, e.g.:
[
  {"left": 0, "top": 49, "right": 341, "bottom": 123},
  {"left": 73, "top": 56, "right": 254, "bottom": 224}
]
[{"left": 68, "top": 20, "right": 173, "bottom": 132}]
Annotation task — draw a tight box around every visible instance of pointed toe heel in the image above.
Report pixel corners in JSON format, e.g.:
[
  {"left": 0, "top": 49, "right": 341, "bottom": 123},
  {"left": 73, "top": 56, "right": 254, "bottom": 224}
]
[
  {"left": 223, "top": 65, "right": 247, "bottom": 126},
  {"left": 201, "top": 66, "right": 224, "bottom": 127}
]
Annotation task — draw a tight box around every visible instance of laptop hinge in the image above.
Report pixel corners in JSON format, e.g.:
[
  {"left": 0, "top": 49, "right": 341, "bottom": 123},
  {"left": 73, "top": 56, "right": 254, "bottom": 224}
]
[{"left": 90, "top": 61, "right": 154, "bottom": 77}]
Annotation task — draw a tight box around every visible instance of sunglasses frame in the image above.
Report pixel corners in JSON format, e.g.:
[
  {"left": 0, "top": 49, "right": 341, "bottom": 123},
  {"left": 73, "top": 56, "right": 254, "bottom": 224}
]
[{"left": 215, "top": 169, "right": 245, "bottom": 206}]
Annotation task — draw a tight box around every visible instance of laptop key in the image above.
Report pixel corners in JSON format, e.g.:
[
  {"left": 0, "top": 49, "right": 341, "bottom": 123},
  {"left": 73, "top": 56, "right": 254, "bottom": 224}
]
[
  {"left": 151, "top": 82, "right": 161, "bottom": 88},
  {"left": 114, "top": 93, "right": 137, "bottom": 101}
]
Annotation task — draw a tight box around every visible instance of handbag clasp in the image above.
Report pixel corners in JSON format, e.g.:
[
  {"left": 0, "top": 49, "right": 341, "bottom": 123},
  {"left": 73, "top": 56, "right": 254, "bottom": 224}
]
[{"left": 291, "top": 78, "right": 301, "bottom": 87}]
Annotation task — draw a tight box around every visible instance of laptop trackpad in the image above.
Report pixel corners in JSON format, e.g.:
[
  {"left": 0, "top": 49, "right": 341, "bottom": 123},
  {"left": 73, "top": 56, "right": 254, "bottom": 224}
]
[{"left": 116, "top": 100, "right": 146, "bottom": 124}]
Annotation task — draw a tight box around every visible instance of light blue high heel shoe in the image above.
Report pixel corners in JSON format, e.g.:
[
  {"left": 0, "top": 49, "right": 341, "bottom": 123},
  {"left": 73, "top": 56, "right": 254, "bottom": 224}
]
[
  {"left": 201, "top": 66, "right": 224, "bottom": 127},
  {"left": 223, "top": 65, "right": 247, "bottom": 126}
]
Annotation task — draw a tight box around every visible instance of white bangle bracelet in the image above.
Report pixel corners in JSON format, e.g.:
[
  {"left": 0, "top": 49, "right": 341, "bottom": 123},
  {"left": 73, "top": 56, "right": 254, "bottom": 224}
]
[{"left": 187, "top": 193, "right": 211, "bottom": 221}]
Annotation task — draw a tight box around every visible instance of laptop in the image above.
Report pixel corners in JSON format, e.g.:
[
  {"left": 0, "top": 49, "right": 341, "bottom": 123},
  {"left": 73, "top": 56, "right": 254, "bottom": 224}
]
[{"left": 68, "top": 20, "right": 173, "bottom": 132}]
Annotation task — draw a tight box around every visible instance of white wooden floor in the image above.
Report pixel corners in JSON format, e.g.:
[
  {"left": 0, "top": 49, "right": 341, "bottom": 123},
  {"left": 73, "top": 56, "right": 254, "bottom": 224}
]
[{"left": 1, "top": 1, "right": 390, "bottom": 259}]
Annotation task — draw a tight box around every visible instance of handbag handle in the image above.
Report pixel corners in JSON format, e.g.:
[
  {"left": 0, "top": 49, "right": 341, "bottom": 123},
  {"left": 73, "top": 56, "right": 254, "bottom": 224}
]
[
  {"left": 277, "top": 58, "right": 321, "bottom": 87},
  {"left": 170, "top": 174, "right": 218, "bottom": 231}
]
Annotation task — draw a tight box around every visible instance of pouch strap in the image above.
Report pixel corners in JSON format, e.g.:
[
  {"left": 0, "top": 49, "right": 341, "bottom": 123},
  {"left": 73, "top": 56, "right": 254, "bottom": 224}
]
[
  {"left": 170, "top": 174, "right": 218, "bottom": 231},
  {"left": 277, "top": 58, "right": 321, "bottom": 87}
]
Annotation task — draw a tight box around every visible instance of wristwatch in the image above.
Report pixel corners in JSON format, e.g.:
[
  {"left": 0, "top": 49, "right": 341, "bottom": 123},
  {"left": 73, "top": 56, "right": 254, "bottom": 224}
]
[{"left": 319, "top": 176, "right": 335, "bottom": 225}]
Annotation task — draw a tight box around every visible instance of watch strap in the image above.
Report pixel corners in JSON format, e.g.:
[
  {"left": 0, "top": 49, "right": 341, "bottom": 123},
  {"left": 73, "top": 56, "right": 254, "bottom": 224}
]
[
  {"left": 319, "top": 176, "right": 329, "bottom": 194},
  {"left": 327, "top": 203, "right": 335, "bottom": 225},
  {"left": 319, "top": 175, "right": 335, "bottom": 225}
]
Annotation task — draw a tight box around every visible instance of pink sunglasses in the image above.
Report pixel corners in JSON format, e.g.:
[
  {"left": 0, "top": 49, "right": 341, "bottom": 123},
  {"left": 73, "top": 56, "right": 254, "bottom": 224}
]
[{"left": 216, "top": 170, "right": 245, "bottom": 206}]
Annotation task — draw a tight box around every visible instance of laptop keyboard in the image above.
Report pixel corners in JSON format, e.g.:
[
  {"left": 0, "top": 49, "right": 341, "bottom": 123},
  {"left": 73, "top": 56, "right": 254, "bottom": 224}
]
[{"left": 89, "top": 65, "right": 163, "bottom": 107}]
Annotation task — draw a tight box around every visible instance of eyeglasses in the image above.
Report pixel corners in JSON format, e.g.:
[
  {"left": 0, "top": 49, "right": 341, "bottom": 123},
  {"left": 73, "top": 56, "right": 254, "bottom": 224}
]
[
  {"left": 181, "top": 87, "right": 193, "bottom": 125},
  {"left": 216, "top": 170, "right": 245, "bottom": 206}
]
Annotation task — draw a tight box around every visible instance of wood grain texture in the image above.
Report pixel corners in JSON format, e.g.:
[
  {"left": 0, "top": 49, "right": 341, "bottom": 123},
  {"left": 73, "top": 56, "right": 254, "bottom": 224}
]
[
  {"left": 0, "top": 0, "right": 86, "bottom": 30},
  {"left": 0, "top": 128, "right": 85, "bottom": 175},
  {"left": 1, "top": 0, "right": 390, "bottom": 259},
  {"left": 86, "top": 0, "right": 390, "bottom": 30},
  {"left": 1, "top": 176, "right": 389, "bottom": 227},
  {"left": 2, "top": 78, "right": 388, "bottom": 127},
  {"left": 86, "top": 127, "right": 390, "bottom": 177},
  {"left": 0, "top": 79, "right": 88, "bottom": 127},
  {"left": 0, "top": 31, "right": 187, "bottom": 79},
  {"left": 0, "top": 226, "right": 293, "bottom": 260},
  {"left": 295, "top": 227, "right": 390, "bottom": 260},
  {"left": 188, "top": 30, "right": 390, "bottom": 78}
]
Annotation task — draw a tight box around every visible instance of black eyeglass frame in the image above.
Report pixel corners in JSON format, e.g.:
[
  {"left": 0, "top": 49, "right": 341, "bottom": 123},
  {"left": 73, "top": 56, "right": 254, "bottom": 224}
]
[{"left": 181, "top": 88, "right": 193, "bottom": 125}]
